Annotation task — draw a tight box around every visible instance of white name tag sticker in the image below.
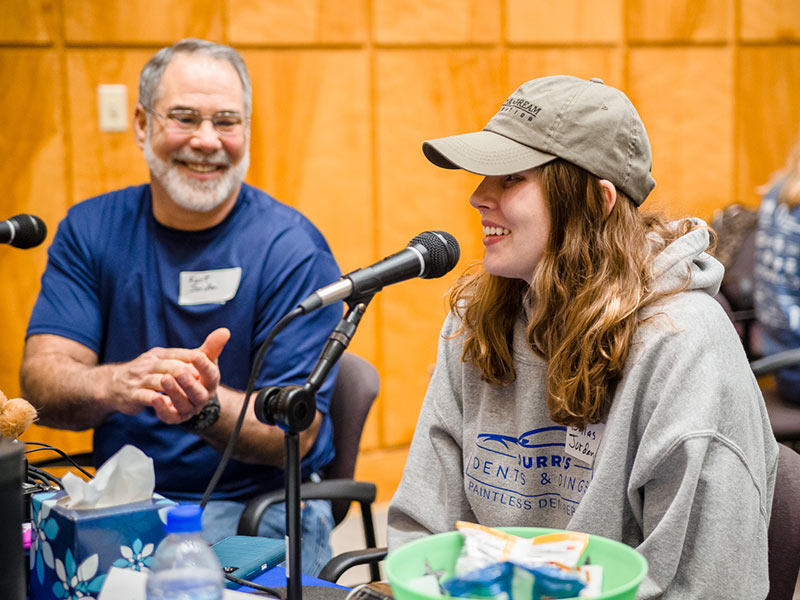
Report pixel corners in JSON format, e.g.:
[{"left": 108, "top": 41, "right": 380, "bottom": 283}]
[
  {"left": 178, "top": 267, "right": 241, "bottom": 306},
  {"left": 565, "top": 423, "right": 605, "bottom": 467}
]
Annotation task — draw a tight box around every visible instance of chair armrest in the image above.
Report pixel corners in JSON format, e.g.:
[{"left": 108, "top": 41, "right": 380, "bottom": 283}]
[
  {"left": 751, "top": 348, "right": 800, "bottom": 377},
  {"left": 237, "top": 479, "right": 377, "bottom": 535},
  {"left": 731, "top": 308, "right": 756, "bottom": 322},
  {"left": 317, "top": 547, "right": 388, "bottom": 583}
]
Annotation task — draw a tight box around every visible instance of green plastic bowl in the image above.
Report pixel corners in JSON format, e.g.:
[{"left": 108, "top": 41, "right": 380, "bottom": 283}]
[{"left": 385, "top": 527, "right": 647, "bottom": 600}]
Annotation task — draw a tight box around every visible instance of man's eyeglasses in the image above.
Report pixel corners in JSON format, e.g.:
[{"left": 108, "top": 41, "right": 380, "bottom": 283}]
[{"left": 143, "top": 106, "right": 246, "bottom": 135}]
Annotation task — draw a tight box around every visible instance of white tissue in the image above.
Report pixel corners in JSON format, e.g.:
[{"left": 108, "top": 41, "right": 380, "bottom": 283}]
[{"left": 61, "top": 444, "right": 155, "bottom": 509}]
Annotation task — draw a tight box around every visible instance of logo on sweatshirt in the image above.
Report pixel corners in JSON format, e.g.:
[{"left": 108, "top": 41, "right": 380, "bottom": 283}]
[{"left": 465, "top": 426, "right": 593, "bottom": 519}]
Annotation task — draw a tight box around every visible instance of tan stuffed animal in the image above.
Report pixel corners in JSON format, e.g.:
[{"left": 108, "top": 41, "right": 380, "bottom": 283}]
[{"left": 0, "top": 389, "right": 37, "bottom": 439}]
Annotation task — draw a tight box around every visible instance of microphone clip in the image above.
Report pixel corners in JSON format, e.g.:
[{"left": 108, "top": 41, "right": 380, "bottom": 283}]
[
  {"left": 253, "top": 298, "right": 372, "bottom": 434},
  {"left": 254, "top": 385, "right": 316, "bottom": 433}
]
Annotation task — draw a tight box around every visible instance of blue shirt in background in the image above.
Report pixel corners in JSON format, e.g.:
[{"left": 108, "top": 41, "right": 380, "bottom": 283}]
[{"left": 754, "top": 182, "right": 800, "bottom": 403}]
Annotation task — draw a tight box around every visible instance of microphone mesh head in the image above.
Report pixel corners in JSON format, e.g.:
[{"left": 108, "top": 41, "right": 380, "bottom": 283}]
[
  {"left": 10, "top": 214, "right": 47, "bottom": 249},
  {"left": 408, "top": 230, "right": 461, "bottom": 278}
]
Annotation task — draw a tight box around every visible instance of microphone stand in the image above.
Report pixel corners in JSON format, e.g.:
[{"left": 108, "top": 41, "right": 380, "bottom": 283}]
[{"left": 254, "top": 296, "right": 372, "bottom": 600}]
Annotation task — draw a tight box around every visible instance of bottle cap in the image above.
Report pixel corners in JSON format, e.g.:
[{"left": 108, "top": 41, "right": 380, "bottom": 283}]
[{"left": 165, "top": 504, "right": 203, "bottom": 534}]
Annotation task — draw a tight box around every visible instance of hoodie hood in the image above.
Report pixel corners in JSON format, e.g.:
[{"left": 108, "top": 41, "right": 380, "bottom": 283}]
[{"left": 650, "top": 218, "right": 723, "bottom": 296}]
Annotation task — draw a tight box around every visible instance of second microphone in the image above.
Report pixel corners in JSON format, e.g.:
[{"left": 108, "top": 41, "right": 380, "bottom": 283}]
[{"left": 298, "top": 230, "right": 461, "bottom": 314}]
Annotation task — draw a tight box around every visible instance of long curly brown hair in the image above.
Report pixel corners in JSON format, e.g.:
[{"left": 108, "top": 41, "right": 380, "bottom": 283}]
[{"left": 449, "top": 159, "right": 701, "bottom": 428}]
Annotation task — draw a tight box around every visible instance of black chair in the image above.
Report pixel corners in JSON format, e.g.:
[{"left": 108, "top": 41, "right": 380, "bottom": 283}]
[
  {"left": 718, "top": 227, "right": 760, "bottom": 359},
  {"left": 237, "top": 352, "right": 384, "bottom": 583},
  {"left": 752, "top": 350, "right": 800, "bottom": 447},
  {"left": 767, "top": 444, "right": 800, "bottom": 600}
]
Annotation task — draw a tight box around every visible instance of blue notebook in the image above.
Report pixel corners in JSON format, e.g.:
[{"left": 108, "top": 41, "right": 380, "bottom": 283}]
[{"left": 211, "top": 535, "right": 286, "bottom": 589}]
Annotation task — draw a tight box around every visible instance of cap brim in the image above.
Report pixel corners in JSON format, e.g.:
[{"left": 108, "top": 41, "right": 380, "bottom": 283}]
[{"left": 422, "top": 130, "right": 557, "bottom": 176}]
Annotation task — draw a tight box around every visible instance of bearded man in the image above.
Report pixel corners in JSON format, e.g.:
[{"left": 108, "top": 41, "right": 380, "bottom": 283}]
[{"left": 21, "top": 39, "right": 342, "bottom": 576}]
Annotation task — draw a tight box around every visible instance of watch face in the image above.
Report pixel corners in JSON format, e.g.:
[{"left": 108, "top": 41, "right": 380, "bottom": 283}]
[{"left": 186, "top": 395, "right": 221, "bottom": 431}]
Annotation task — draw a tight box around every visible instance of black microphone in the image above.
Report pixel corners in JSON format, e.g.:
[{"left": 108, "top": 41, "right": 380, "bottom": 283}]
[
  {"left": 0, "top": 214, "right": 47, "bottom": 249},
  {"left": 298, "top": 230, "right": 460, "bottom": 314}
]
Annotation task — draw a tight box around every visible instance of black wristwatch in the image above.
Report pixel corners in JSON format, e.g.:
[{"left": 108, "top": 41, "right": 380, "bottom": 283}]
[{"left": 183, "top": 394, "right": 221, "bottom": 432}]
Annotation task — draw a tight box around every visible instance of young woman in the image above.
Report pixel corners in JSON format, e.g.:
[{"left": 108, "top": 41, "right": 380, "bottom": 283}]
[
  {"left": 388, "top": 76, "right": 778, "bottom": 599},
  {"left": 754, "top": 128, "right": 800, "bottom": 404}
]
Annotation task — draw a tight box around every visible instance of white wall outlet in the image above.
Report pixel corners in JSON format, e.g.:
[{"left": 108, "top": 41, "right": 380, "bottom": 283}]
[{"left": 97, "top": 84, "right": 128, "bottom": 132}]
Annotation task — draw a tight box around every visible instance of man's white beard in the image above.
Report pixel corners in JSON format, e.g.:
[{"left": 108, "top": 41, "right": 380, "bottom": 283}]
[{"left": 143, "top": 133, "right": 250, "bottom": 213}]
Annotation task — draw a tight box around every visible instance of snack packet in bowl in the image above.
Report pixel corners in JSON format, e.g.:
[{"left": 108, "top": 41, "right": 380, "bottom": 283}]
[
  {"left": 442, "top": 561, "right": 587, "bottom": 600},
  {"left": 454, "top": 521, "right": 589, "bottom": 573}
]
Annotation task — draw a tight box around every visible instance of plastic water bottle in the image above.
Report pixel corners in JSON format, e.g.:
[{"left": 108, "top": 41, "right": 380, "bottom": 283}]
[{"left": 146, "top": 504, "right": 223, "bottom": 600}]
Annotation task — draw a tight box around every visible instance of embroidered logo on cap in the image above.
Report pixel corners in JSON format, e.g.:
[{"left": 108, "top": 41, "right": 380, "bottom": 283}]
[{"left": 500, "top": 97, "right": 542, "bottom": 121}]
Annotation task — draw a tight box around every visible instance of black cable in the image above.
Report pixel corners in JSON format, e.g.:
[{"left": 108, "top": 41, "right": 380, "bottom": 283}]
[
  {"left": 224, "top": 572, "right": 284, "bottom": 598},
  {"left": 24, "top": 443, "right": 94, "bottom": 479},
  {"left": 200, "top": 307, "right": 304, "bottom": 508},
  {"left": 27, "top": 464, "right": 62, "bottom": 487},
  {"left": 25, "top": 470, "right": 48, "bottom": 486}
]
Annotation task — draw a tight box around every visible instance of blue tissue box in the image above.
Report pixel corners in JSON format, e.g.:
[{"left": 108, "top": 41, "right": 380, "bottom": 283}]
[{"left": 29, "top": 489, "right": 175, "bottom": 600}]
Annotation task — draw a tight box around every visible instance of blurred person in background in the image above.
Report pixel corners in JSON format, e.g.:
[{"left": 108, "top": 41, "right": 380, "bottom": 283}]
[{"left": 754, "top": 128, "right": 800, "bottom": 404}]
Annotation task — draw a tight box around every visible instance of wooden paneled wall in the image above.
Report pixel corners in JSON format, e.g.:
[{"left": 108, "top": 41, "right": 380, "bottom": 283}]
[{"left": 2, "top": 0, "right": 799, "bottom": 501}]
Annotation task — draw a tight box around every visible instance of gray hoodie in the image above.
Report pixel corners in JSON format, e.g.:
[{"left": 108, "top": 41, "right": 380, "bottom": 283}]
[{"left": 388, "top": 225, "right": 779, "bottom": 599}]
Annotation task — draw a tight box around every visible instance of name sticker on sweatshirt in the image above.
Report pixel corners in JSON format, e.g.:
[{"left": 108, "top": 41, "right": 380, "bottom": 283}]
[
  {"left": 178, "top": 267, "right": 241, "bottom": 305},
  {"left": 565, "top": 423, "right": 605, "bottom": 467}
]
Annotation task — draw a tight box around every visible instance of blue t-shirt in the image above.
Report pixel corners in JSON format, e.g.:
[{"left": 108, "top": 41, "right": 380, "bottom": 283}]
[
  {"left": 27, "top": 183, "right": 343, "bottom": 500},
  {"left": 754, "top": 182, "right": 800, "bottom": 402}
]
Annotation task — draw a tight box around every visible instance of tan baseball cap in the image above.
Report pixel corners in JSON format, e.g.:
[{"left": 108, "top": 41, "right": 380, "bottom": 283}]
[{"left": 422, "top": 75, "right": 656, "bottom": 206}]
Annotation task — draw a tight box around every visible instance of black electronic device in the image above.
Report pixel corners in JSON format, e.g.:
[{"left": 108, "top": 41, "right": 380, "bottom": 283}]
[
  {"left": 211, "top": 535, "right": 285, "bottom": 589},
  {"left": 0, "top": 440, "right": 26, "bottom": 600}
]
